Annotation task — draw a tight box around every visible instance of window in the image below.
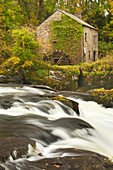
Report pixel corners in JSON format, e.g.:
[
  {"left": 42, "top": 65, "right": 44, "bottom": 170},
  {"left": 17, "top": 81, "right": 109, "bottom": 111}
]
[
  {"left": 89, "top": 51, "right": 90, "bottom": 59},
  {"left": 94, "top": 35, "right": 96, "bottom": 44},
  {"left": 85, "top": 33, "right": 87, "bottom": 42},
  {"left": 93, "top": 51, "right": 96, "bottom": 61},
  {"left": 52, "top": 39, "right": 57, "bottom": 43}
]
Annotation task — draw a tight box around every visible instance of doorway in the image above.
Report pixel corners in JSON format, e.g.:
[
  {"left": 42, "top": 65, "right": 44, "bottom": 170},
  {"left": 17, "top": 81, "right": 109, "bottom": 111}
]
[{"left": 93, "top": 51, "right": 96, "bottom": 61}]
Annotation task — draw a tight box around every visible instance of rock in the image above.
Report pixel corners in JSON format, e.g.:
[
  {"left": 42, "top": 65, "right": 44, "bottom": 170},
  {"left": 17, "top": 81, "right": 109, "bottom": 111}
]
[
  {"left": 0, "top": 96, "right": 14, "bottom": 109},
  {"left": 0, "top": 136, "right": 35, "bottom": 162},
  {"left": 0, "top": 166, "right": 5, "bottom": 170},
  {"left": 86, "top": 88, "right": 113, "bottom": 108},
  {"left": 72, "top": 74, "right": 78, "bottom": 81},
  {"left": 12, "top": 148, "right": 113, "bottom": 169},
  {"left": 0, "top": 136, "right": 112, "bottom": 169},
  {"left": 52, "top": 96, "right": 80, "bottom": 115},
  {"left": 31, "top": 85, "right": 58, "bottom": 92},
  {"left": 52, "top": 117, "right": 94, "bottom": 129},
  {"left": 49, "top": 71, "right": 65, "bottom": 81}
]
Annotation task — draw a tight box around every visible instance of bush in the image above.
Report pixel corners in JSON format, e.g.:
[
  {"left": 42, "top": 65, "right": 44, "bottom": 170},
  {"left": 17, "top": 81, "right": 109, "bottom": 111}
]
[{"left": 12, "top": 28, "right": 39, "bottom": 63}]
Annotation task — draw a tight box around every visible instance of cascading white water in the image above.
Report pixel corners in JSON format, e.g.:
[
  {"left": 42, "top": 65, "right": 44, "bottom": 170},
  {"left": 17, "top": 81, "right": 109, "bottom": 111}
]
[{"left": 0, "top": 84, "right": 113, "bottom": 169}]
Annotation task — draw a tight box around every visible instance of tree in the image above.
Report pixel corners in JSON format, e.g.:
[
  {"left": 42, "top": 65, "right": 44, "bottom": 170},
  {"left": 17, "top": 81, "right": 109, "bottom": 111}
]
[
  {"left": 12, "top": 28, "right": 39, "bottom": 63},
  {"left": 1, "top": 0, "right": 23, "bottom": 32},
  {"left": 1, "top": 28, "right": 39, "bottom": 82},
  {"left": 98, "top": 0, "right": 113, "bottom": 57},
  {"left": 17, "top": 0, "right": 67, "bottom": 25},
  {"left": 0, "top": 0, "right": 23, "bottom": 62}
]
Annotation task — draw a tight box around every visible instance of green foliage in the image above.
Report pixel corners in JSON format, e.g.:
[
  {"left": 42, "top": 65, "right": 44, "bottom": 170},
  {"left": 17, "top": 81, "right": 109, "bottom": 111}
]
[
  {"left": 80, "top": 0, "right": 113, "bottom": 57},
  {"left": 0, "top": 0, "right": 113, "bottom": 87},
  {"left": 16, "top": 0, "right": 68, "bottom": 26},
  {"left": 0, "top": 0, "right": 112, "bottom": 63},
  {"left": 0, "top": 0, "right": 24, "bottom": 62},
  {"left": 88, "top": 88, "right": 113, "bottom": 107},
  {"left": 1, "top": 0, "right": 23, "bottom": 31},
  {"left": 50, "top": 14, "right": 83, "bottom": 60},
  {"left": 99, "top": 41, "right": 113, "bottom": 58},
  {"left": 53, "top": 64, "right": 80, "bottom": 76},
  {"left": 37, "top": 69, "right": 49, "bottom": 77},
  {"left": 0, "top": 28, "right": 39, "bottom": 76},
  {"left": 79, "top": 53, "right": 113, "bottom": 89},
  {"left": 12, "top": 28, "right": 39, "bottom": 63}
]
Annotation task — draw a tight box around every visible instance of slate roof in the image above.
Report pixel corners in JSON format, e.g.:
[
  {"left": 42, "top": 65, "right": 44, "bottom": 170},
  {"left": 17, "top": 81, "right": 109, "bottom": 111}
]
[
  {"left": 38, "top": 9, "right": 98, "bottom": 31},
  {"left": 57, "top": 9, "right": 97, "bottom": 30}
]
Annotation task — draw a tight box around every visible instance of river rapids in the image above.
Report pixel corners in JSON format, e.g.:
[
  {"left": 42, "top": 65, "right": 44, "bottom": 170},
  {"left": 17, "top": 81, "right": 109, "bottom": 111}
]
[{"left": 0, "top": 84, "right": 113, "bottom": 169}]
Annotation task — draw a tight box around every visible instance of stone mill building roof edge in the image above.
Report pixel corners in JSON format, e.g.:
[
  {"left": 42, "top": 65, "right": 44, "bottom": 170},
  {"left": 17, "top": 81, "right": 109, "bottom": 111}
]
[{"left": 37, "top": 9, "right": 98, "bottom": 31}]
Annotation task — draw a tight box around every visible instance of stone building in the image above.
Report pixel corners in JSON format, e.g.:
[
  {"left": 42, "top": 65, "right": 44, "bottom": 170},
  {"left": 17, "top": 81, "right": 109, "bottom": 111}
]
[{"left": 37, "top": 10, "right": 98, "bottom": 65}]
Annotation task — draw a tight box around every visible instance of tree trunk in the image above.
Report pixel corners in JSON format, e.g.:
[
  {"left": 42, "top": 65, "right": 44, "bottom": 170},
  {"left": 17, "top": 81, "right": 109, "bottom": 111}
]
[{"left": 37, "top": 0, "right": 43, "bottom": 22}]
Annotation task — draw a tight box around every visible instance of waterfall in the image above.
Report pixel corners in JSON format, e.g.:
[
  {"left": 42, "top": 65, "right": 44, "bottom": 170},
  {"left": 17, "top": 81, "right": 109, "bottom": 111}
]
[{"left": 0, "top": 84, "right": 113, "bottom": 169}]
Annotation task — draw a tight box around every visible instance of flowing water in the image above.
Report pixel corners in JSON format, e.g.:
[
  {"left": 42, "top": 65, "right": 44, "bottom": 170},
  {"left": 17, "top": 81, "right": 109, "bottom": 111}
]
[{"left": 0, "top": 84, "right": 113, "bottom": 169}]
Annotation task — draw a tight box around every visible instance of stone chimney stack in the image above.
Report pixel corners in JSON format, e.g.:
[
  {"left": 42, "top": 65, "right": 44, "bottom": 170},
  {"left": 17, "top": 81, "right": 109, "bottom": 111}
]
[{"left": 74, "top": 13, "right": 82, "bottom": 19}]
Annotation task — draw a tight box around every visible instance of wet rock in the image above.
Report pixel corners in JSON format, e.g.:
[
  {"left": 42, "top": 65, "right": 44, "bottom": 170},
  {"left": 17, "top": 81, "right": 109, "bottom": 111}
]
[
  {"left": 56, "top": 91, "right": 89, "bottom": 98},
  {"left": 0, "top": 75, "right": 23, "bottom": 84},
  {"left": 0, "top": 96, "right": 14, "bottom": 109},
  {"left": 31, "top": 85, "right": 58, "bottom": 92},
  {"left": 52, "top": 96, "right": 80, "bottom": 115},
  {"left": 0, "top": 136, "right": 35, "bottom": 162},
  {"left": 0, "top": 166, "right": 5, "bottom": 170},
  {"left": 52, "top": 117, "right": 94, "bottom": 130},
  {"left": 86, "top": 88, "right": 113, "bottom": 108},
  {"left": 14, "top": 148, "right": 113, "bottom": 170}
]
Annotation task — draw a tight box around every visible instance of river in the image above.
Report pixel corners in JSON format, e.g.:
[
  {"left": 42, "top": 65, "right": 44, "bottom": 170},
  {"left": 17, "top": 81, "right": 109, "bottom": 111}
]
[{"left": 0, "top": 84, "right": 113, "bottom": 169}]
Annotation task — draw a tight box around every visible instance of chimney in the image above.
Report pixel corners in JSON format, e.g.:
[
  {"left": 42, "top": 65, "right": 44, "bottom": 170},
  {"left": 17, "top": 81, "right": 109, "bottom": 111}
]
[{"left": 74, "top": 13, "right": 82, "bottom": 19}]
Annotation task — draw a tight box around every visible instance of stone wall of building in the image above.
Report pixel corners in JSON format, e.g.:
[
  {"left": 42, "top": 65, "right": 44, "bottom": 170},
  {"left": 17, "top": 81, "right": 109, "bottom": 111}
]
[
  {"left": 84, "top": 26, "right": 98, "bottom": 63},
  {"left": 70, "top": 36, "right": 83, "bottom": 65},
  {"left": 37, "top": 11, "right": 61, "bottom": 54},
  {"left": 75, "top": 36, "right": 84, "bottom": 64},
  {"left": 37, "top": 11, "right": 98, "bottom": 65},
  {"left": 37, "top": 11, "right": 84, "bottom": 65}
]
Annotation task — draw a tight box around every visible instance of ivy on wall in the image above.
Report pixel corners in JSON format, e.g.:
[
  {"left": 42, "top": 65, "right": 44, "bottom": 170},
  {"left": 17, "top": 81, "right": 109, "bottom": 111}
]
[{"left": 50, "top": 14, "right": 83, "bottom": 62}]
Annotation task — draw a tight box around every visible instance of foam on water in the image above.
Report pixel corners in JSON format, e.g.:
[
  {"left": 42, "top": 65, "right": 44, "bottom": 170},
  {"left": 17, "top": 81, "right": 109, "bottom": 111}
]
[{"left": 0, "top": 85, "right": 113, "bottom": 169}]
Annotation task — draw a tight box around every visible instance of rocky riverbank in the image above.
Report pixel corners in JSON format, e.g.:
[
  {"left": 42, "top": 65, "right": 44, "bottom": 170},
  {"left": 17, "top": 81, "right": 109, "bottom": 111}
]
[
  {"left": 0, "top": 136, "right": 113, "bottom": 170},
  {"left": 0, "top": 85, "right": 113, "bottom": 169},
  {"left": 22, "top": 149, "right": 113, "bottom": 170},
  {"left": 0, "top": 136, "right": 35, "bottom": 162},
  {"left": 0, "top": 54, "right": 113, "bottom": 91}
]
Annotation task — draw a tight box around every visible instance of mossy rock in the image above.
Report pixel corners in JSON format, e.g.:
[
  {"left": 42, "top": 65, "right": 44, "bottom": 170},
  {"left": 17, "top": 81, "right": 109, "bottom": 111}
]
[
  {"left": 52, "top": 96, "right": 79, "bottom": 115},
  {"left": 87, "top": 88, "right": 113, "bottom": 107}
]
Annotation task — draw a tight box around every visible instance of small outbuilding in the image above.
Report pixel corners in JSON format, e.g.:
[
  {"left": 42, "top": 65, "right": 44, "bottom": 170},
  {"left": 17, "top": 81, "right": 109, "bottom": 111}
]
[{"left": 37, "top": 10, "right": 98, "bottom": 65}]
